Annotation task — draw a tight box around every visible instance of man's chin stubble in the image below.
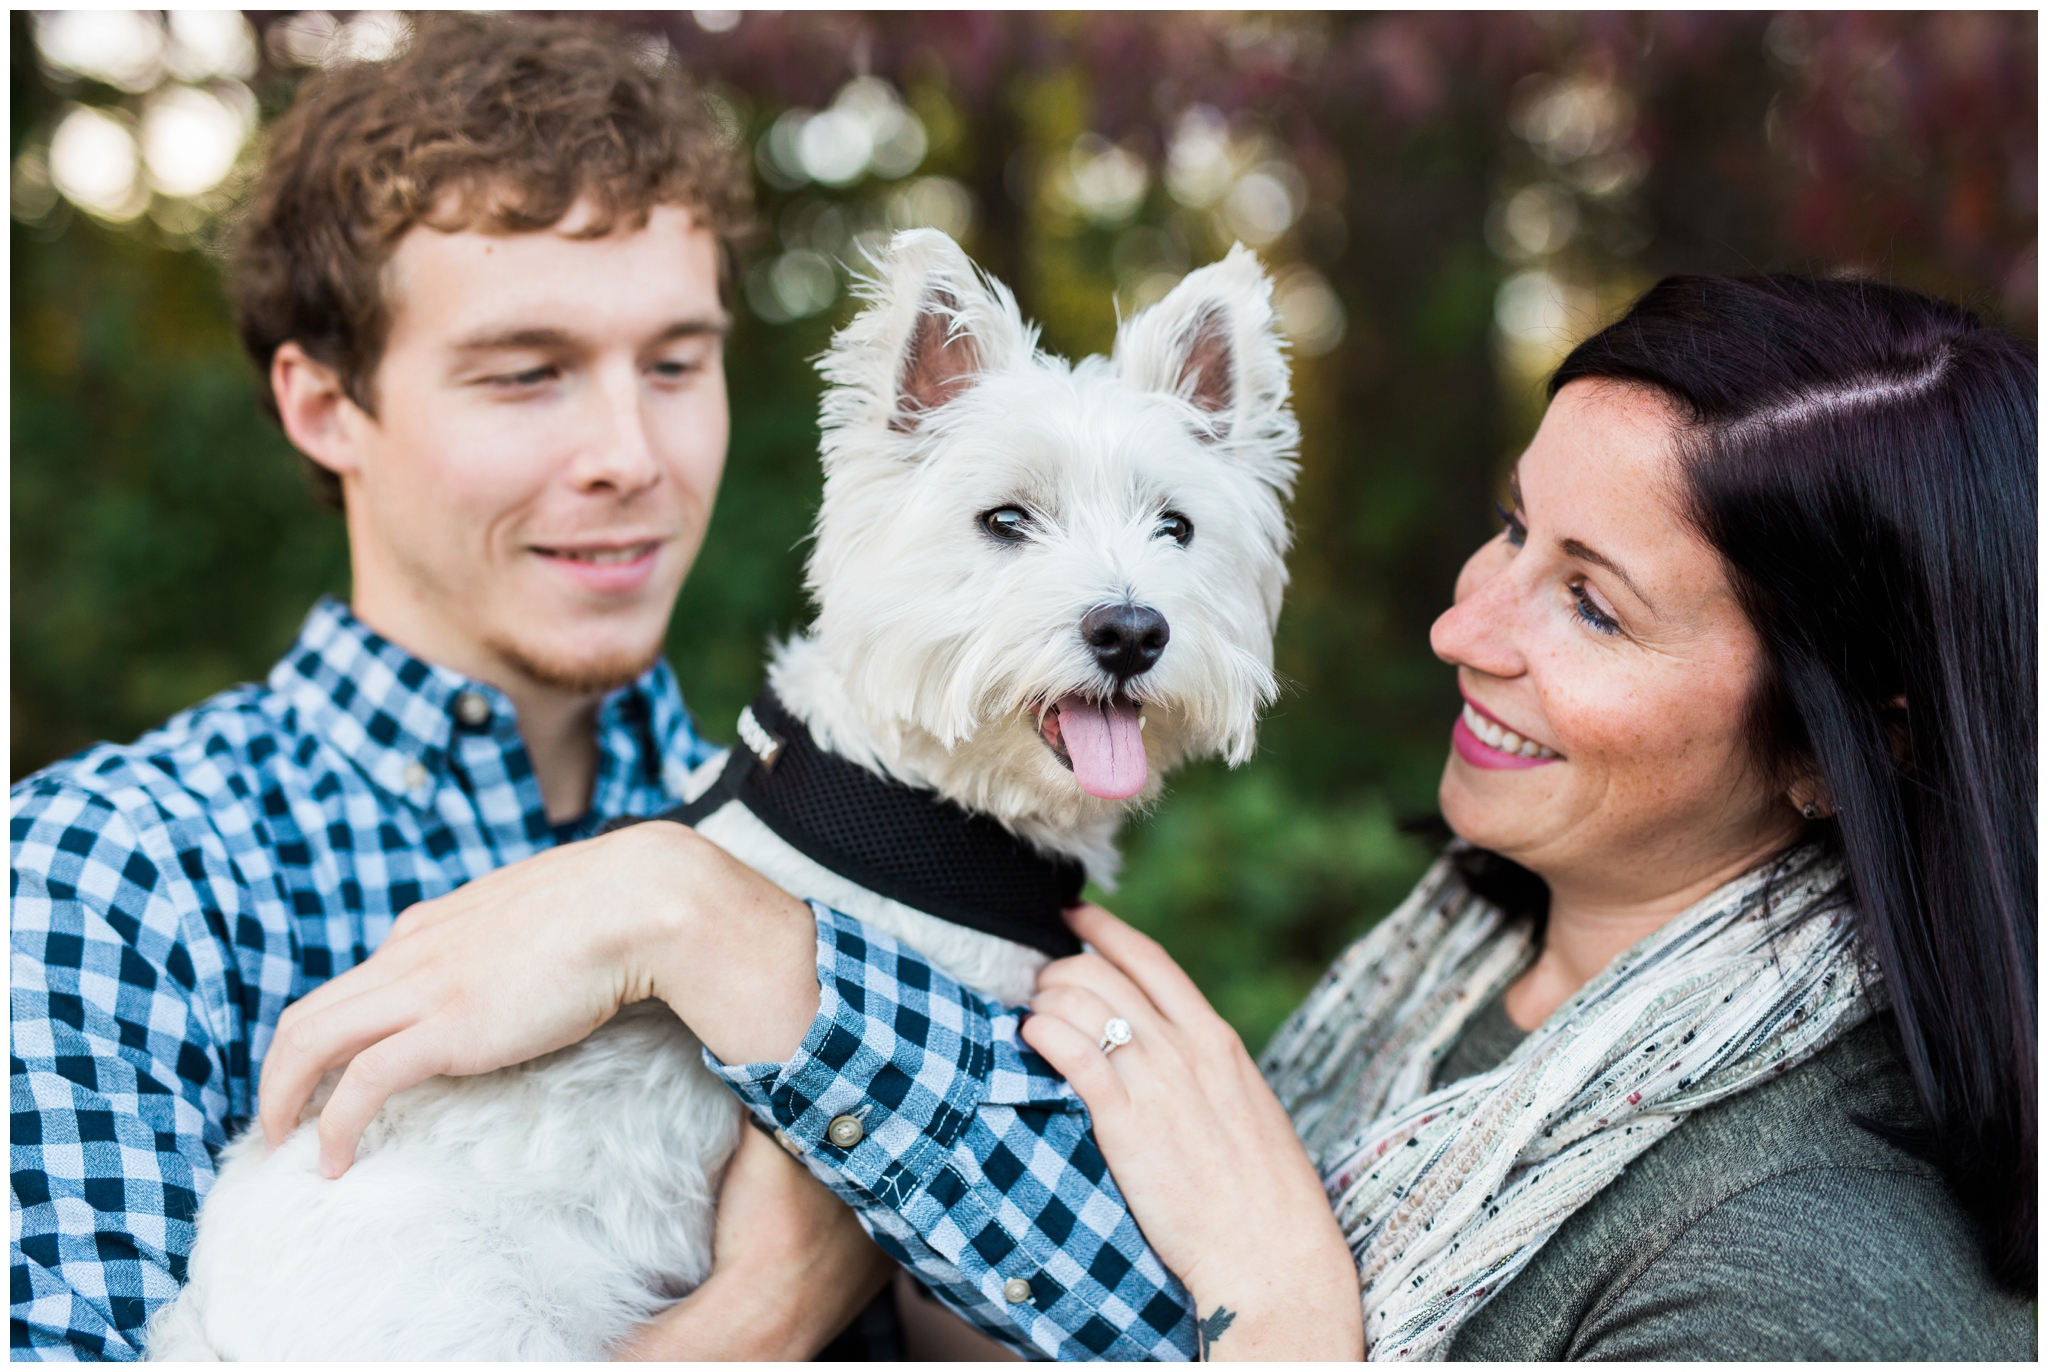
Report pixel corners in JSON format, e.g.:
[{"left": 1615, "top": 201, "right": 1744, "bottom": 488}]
[{"left": 485, "top": 635, "right": 662, "bottom": 696}]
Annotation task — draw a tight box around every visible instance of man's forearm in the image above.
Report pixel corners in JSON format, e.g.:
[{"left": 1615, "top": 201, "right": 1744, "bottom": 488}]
[
  {"left": 624, "top": 822, "right": 823, "bottom": 1066},
  {"left": 614, "top": 1270, "right": 824, "bottom": 1360}
]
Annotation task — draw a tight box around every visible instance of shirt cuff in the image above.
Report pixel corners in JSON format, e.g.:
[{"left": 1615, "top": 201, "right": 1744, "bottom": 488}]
[{"left": 706, "top": 901, "right": 995, "bottom": 1208}]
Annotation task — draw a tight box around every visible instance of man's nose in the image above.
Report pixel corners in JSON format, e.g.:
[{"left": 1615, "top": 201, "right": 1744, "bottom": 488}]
[
  {"left": 1081, "top": 604, "right": 1171, "bottom": 681},
  {"left": 573, "top": 371, "right": 662, "bottom": 494}
]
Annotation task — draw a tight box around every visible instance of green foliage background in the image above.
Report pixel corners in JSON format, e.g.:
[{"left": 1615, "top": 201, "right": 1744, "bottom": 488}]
[{"left": 11, "top": 12, "right": 2035, "bottom": 1048}]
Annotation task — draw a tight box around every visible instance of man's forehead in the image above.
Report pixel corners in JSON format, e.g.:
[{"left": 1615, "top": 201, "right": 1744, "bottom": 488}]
[{"left": 381, "top": 201, "right": 726, "bottom": 342}]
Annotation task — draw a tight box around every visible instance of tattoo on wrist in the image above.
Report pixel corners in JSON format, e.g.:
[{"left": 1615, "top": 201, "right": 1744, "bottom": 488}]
[{"left": 1197, "top": 1306, "right": 1236, "bottom": 1360}]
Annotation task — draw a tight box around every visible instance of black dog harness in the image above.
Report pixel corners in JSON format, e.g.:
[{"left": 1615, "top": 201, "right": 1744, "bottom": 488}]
[{"left": 608, "top": 688, "right": 1085, "bottom": 959}]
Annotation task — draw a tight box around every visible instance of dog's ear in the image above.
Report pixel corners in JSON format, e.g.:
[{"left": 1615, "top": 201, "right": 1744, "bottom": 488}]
[
  {"left": 893, "top": 287, "right": 981, "bottom": 433},
  {"left": 1114, "top": 244, "right": 1298, "bottom": 483},
  {"left": 819, "top": 229, "right": 1036, "bottom": 449}
]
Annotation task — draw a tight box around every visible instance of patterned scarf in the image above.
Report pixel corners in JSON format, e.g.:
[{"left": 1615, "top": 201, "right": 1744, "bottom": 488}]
[{"left": 1260, "top": 842, "right": 1878, "bottom": 1360}]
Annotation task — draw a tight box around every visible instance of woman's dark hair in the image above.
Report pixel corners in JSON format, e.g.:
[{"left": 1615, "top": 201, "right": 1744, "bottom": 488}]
[{"left": 1546, "top": 274, "right": 2036, "bottom": 1292}]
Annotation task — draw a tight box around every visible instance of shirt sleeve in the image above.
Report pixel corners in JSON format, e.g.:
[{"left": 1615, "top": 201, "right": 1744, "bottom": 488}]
[
  {"left": 11, "top": 785, "right": 233, "bottom": 1361},
  {"left": 704, "top": 903, "right": 1199, "bottom": 1361}
]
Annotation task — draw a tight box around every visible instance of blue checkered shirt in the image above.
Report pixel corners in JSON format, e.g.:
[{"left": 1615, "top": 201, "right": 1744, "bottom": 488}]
[
  {"left": 709, "top": 906, "right": 1198, "bottom": 1361},
  {"left": 13, "top": 597, "right": 1193, "bottom": 1361},
  {"left": 10, "top": 598, "right": 717, "bottom": 1359}
]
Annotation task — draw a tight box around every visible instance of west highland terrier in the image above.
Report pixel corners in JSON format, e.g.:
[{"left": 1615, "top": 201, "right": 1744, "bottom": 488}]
[{"left": 146, "top": 228, "right": 1299, "bottom": 1359}]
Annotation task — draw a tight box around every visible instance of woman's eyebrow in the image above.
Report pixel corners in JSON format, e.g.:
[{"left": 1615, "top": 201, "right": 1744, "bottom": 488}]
[
  {"left": 1509, "top": 465, "right": 1656, "bottom": 613},
  {"left": 1561, "top": 537, "right": 1656, "bottom": 613}
]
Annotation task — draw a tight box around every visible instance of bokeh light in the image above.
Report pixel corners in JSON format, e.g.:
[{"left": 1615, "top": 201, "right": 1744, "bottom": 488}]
[
  {"left": 33, "top": 10, "right": 166, "bottom": 91},
  {"left": 140, "top": 84, "right": 253, "bottom": 198},
  {"left": 757, "top": 76, "right": 927, "bottom": 191},
  {"left": 163, "top": 10, "right": 258, "bottom": 82},
  {"left": 1274, "top": 268, "right": 1347, "bottom": 358},
  {"left": 19, "top": 11, "right": 261, "bottom": 235},
  {"left": 48, "top": 105, "right": 146, "bottom": 223}
]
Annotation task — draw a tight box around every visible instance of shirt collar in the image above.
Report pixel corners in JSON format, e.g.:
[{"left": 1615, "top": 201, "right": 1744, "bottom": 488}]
[{"left": 271, "top": 596, "right": 692, "bottom": 815}]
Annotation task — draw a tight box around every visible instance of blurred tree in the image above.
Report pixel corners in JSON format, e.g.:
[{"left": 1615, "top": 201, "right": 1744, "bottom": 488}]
[{"left": 11, "top": 10, "right": 2034, "bottom": 1045}]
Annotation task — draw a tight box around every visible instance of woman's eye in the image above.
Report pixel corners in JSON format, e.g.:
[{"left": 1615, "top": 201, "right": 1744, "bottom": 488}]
[
  {"left": 1570, "top": 583, "right": 1621, "bottom": 636},
  {"left": 1496, "top": 501, "right": 1527, "bottom": 548},
  {"left": 981, "top": 506, "right": 1031, "bottom": 542},
  {"left": 1155, "top": 511, "right": 1194, "bottom": 546}
]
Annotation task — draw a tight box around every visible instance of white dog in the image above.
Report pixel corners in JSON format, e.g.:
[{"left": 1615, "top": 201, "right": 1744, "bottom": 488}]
[{"left": 145, "top": 229, "right": 1298, "bottom": 1360}]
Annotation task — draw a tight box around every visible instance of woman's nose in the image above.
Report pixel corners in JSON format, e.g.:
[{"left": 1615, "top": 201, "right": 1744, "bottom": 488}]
[{"left": 1430, "top": 544, "right": 1523, "bottom": 678}]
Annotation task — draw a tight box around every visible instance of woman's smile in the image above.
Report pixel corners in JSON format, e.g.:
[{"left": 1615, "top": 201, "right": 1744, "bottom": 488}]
[{"left": 1453, "top": 693, "right": 1561, "bottom": 768}]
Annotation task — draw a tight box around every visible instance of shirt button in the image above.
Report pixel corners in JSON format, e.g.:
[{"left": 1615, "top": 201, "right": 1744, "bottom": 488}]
[
  {"left": 826, "top": 1115, "right": 864, "bottom": 1148},
  {"left": 402, "top": 762, "right": 429, "bottom": 790},
  {"left": 454, "top": 691, "right": 492, "bottom": 727},
  {"left": 772, "top": 1128, "right": 804, "bottom": 1157},
  {"left": 1003, "top": 1277, "right": 1034, "bottom": 1304}
]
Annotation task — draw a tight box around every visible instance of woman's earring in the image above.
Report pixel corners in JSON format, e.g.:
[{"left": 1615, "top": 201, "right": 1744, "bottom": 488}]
[{"left": 1801, "top": 801, "right": 1820, "bottom": 821}]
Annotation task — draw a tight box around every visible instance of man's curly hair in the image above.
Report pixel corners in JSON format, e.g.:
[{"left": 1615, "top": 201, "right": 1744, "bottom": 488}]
[{"left": 230, "top": 14, "right": 755, "bottom": 510}]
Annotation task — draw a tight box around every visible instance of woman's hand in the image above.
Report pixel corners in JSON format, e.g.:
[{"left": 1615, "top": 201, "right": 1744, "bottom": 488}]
[
  {"left": 258, "top": 821, "right": 822, "bottom": 1177},
  {"left": 1020, "top": 903, "right": 1362, "bottom": 1361},
  {"left": 613, "top": 1122, "right": 896, "bottom": 1360}
]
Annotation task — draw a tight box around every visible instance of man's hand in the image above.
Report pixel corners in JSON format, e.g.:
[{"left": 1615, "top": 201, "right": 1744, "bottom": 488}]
[
  {"left": 613, "top": 1123, "right": 896, "bottom": 1360},
  {"left": 258, "top": 821, "right": 822, "bottom": 1177}
]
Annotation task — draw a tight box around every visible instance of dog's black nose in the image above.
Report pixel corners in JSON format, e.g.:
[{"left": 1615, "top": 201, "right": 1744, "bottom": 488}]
[{"left": 1081, "top": 604, "right": 1170, "bottom": 681}]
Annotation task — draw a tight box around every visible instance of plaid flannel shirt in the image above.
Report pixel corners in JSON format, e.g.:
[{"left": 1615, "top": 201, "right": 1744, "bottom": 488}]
[
  {"left": 10, "top": 598, "right": 716, "bottom": 1359},
  {"left": 13, "top": 597, "right": 1193, "bottom": 1361},
  {"left": 709, "top": 905, "right": 1199, "bottom": 1361}
]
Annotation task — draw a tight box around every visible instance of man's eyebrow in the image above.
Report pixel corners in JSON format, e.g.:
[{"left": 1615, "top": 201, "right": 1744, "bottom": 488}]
[
  {"left": 448, "top": 326, "right": 576, "bottom": 353},
  {"left": 448, "top": 318, "right": 730, "bottom": 352},
  {"left": 649, "top": 318, "right": 730, "bottom": 344},
  {"left": 1561, "top": 537, "right": 1655, "bottom": 612}
]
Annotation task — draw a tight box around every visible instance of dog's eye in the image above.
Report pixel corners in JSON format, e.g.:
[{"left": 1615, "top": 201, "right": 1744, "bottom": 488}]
[
  {"left": 1156, "top": 511, "right": 1194, "bottom": 547},
  {"left": 982, "top": 506, "right": 1031, "bottom": 542}
]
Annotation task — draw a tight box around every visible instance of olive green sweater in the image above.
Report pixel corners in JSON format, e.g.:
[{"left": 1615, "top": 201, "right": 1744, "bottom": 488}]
[{"left": 1434, "top": 999, "right": 2035, "bottom": 1359}]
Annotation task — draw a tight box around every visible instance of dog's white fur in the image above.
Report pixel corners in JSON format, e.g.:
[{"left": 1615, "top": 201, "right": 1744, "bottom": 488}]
[{"left": 146, "top": 230, "right": 1296, "bottom": 1360}]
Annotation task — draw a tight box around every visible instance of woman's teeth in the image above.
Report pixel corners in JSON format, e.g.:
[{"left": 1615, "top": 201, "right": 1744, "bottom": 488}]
[{"left": 1462, "top": 702, "right": 1559, "bottom": 759}]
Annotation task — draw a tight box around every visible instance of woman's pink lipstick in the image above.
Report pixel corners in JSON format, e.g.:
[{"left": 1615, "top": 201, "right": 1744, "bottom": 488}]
[{"left": 1451, "top": 694, "right": 1562, "bottom": 770}]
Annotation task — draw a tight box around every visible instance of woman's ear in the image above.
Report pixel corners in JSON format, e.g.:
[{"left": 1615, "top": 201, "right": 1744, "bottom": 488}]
[
  {"left": 272, "top": 342, "right": 366, "bottom": 482},
  {"left": 1786, "top": 777, "right": 1834, "bottom": 821}
]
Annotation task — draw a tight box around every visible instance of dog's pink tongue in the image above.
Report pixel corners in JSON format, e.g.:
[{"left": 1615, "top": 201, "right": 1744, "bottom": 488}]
[{"left": 1056, "top": 694, "right": 1148, "bottom": 799}]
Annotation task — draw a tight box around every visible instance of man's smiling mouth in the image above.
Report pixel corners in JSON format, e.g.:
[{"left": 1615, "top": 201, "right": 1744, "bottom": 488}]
[{"left": 530, "top": 541, "right": 662, "bottom": 565}]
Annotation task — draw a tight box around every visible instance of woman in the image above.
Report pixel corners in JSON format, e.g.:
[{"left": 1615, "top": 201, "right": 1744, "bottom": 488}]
[
  {"left": 259, "top": 275, "right": 2035, "bottom": 1359},
  {"left": 1024, "top": 274, "right": 2036, "bottom": 1357}
]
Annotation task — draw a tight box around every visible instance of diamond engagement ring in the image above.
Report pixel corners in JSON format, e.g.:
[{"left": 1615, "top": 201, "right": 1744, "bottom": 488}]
[{"left": 1099, "top": 1017, "right": 1133, "bottom": 1055}]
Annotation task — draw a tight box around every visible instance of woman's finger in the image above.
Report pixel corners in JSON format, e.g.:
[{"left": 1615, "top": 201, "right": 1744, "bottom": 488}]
[
  {"left": 259, "top": 985, "right": 431, "bottom": 1148},
  {"left": 1036, "top": 953, "right": 1173, "bottom": 1047},
  {"left": 1018, "top": 1010, "right": 1133, "bottom": 1117},
  {"left": 1028, "top": 982, "right": 1135, "bottom": 1056},
  {"left": 313, "top": 1021, "right": 456, "bottom": 1176},
  {"left": 1064, "top": 903, "right": 1214, "bottom": 1028}
]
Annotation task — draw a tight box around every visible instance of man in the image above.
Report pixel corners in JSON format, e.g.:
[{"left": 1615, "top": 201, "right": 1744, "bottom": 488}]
[
  {"left": 9, "top": 17, "right": 886, "bottom": 1358},
  {"left": 18, "top": 18, "right": 1205, "bottom": 1364}
]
